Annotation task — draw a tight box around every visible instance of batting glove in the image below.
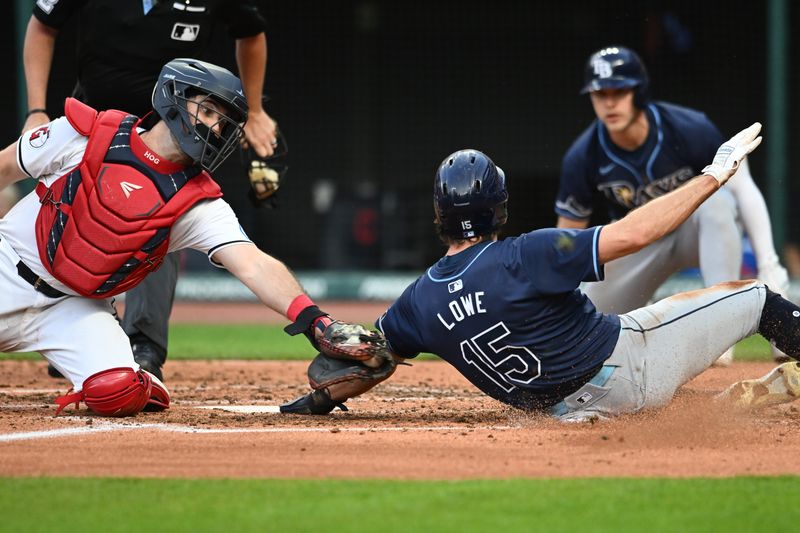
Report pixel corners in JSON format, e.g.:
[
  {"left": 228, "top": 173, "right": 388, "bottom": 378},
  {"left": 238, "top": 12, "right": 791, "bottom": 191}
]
[{"left": 702, "top": 122, "right": 763, "bottom": 185}]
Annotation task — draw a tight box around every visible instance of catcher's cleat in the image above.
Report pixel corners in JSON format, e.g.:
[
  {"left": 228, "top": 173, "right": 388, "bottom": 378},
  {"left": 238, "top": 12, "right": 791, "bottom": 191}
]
[
  {"left": 131, "top": 339, "right": 166, "bottom": 382},
  {"left": 279, "top": 389, "right": 348, "bottom": 415},
  {"left": 317, "top": 322, "right": 392, "bottom": 362},
  {"left": 715, "top": 361, "right": 800, "bottom": 409},
  {"left": 47, "top": 363, "right": 66, "bottom": 379}
]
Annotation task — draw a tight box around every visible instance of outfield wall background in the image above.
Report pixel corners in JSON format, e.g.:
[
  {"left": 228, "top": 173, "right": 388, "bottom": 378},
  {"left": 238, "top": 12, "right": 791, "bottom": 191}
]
[{"left": 3, "top": 1, "right": 799, "bottom": 277}]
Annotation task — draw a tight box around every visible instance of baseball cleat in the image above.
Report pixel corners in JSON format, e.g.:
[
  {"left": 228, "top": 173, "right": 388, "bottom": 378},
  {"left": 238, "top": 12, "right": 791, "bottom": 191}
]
[
  {"left": 712, "top": 347, "right": 735, "bottom": 367},
  {"left": 47, "top": 363, "right": 66, "bottom": 379},
  {"left": 131, "top": 338, "right": 166, "bottom": 382},
  {"left": 715, "top": 361, "right": 800, "bottom": 409},
  {"left": 279, "top": 389, "right": 348, "bottom": 415}
]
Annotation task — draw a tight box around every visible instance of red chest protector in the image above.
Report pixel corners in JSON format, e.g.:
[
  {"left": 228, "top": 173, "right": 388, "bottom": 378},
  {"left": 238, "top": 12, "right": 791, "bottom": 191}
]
[{"left": 35, "top": 98, "right": 222, "bottom": 298}]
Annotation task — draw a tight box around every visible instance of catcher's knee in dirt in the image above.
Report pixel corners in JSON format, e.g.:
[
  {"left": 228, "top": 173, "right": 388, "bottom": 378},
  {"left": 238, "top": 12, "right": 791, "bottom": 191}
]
[
  {"left": 759, "top": 289, "right": 800, "bottom": 359},
  {"left": 54, "top": 367, "right": 170, "bottom": 416}
]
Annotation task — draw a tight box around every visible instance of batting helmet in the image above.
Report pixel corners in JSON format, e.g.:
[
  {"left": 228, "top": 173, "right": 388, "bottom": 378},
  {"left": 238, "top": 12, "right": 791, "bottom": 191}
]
[
  {"left": 580, "top": 46, "right": 649, "bottom": 108},
  {"left": 152, "top": 58, "right": 248, "bottom": 172},
  {"left": 433, "top": 149, "right": 508, "bottom": 240}
]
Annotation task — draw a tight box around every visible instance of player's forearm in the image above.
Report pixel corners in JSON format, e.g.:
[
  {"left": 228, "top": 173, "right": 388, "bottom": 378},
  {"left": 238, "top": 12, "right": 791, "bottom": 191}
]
[
  {"left": 0, "top": 142, "right": 30, "bottom": 192},
  {"left": 235, "top": 33, "right": 267, "bottom": 113},
  {"left": 599, "top": 175, "right": 719, "bottom": 263},
  {"left": 23, "top": 17, "right": 58, "bottom": 111},
  {"left": 218, "top": 244, "right": 306, "bottom": 317}
]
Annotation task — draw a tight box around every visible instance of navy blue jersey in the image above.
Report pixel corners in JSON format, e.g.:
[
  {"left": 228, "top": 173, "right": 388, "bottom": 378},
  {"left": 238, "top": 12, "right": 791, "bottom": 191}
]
[
  {"left": 556, "top": 102, "right": 724, "bottom": 221},
  {"left": 377, "top": 228, "right": 621, "bottom": 410}
]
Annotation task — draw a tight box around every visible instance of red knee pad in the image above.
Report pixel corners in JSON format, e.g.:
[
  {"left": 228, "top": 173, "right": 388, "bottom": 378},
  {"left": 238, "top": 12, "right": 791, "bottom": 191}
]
[{"left": 55, "top": 367, "right": 152, "bottom": 416}]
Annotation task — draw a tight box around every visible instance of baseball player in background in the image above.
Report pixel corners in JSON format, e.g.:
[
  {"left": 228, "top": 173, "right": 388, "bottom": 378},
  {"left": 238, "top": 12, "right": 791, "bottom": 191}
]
[
  {"left": 555, "top": 46, "right": 791, "bottom": 365},
  {"left": 283, "top": 138, "right": 800, "bottom": 420},
  {"left": 22, "top": 0, "right": 279, "bottom": 381},
  {"left": 0, "top": 58, "right": 378, "bottom": 417}
]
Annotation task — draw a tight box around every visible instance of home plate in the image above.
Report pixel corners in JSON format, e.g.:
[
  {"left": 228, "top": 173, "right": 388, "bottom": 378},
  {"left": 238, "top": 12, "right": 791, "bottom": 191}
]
[{"left": 196, "top": 405, "right": 282, "bottom": 414}]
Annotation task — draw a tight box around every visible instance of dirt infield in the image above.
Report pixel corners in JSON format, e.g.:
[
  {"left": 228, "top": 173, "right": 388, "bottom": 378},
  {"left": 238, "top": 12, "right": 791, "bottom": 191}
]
[
  {"left": 3, "top": 359, "right": 800, "bottom": 479},
  {"left": 1, "top": 301, "right": 799, "bottom": 479}
]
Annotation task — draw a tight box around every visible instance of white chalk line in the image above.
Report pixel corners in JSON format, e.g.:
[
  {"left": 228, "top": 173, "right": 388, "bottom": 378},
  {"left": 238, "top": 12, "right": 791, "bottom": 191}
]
[{"left": 0, "top": 419, "right": 517, "bottom": 443}]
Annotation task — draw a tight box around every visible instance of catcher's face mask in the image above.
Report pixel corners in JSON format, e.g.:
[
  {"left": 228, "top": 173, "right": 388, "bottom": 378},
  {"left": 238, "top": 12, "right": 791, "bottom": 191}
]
[
  {"left": 152, "top": 58, "right": 248, "bottom": 172},
  {"left": 182, "top": 92, "right": 246, "bottom": 171}
]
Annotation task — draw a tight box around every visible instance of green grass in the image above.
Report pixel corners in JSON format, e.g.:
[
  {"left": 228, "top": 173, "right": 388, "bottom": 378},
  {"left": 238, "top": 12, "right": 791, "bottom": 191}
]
[
  {"left": 0, "top": 477, "right": 798, "bottom": 532},
  {"left": 0, "top": 324, "right": 775, "bottom": 361}
]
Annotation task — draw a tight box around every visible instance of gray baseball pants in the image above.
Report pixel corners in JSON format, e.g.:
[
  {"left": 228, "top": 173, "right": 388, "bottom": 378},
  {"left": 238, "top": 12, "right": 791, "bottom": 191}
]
[
  {"left": 554, "top": 280, "right": 766, "bottom": 421},
  {"left": 120, "top": 252, "right": 179, "bottom": 352}
]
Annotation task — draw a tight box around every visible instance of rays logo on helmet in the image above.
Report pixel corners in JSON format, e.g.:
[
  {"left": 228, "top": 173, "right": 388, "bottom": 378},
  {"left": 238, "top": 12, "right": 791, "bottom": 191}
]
[{"left": 591, "top": 58, "right": 613, "bottom": 79}]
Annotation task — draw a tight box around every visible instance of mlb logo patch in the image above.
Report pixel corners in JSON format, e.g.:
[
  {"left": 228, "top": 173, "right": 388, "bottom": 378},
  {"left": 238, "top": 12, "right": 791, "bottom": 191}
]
[
  {"left": 172, "top": 23, "right": 200, "bottom": 41},
  {"left": 447, "top": 279, "right": 463, "bottom": 293},
  {"left": 576, "top": 392, "right": 593, "bottom": 404}
]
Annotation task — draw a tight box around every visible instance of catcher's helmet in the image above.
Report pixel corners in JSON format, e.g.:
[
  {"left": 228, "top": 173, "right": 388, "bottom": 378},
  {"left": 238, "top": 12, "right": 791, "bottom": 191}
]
[
  {"left": 580, "top": 46, "right": 649, "bottom": 108},
  {"left": 433, "top": 149, "right": 508, "bottom": 240},
  {"left": 152, "top": 58, "right": 248, "bottom": 172}
]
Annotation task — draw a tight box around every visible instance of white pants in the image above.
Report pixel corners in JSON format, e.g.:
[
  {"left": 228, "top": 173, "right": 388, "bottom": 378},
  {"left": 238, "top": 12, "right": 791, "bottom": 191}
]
[
  {"left": 0, "top": 237, "right": 137, "bottom": 390},
  {"left": 583, "top": 189, "right": 741, "bottom": 314},
  {"left": 556, "top": 280, "right": 766, "bottom": 419}
]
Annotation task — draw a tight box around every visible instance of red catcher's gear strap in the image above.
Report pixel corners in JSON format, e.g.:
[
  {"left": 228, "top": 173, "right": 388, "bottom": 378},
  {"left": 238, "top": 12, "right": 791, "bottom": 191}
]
[{"left": 54, "top": 390, "right": 84, "bottom": 415}]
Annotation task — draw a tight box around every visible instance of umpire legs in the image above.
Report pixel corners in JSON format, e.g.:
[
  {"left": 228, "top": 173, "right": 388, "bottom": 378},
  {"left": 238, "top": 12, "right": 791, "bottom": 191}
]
[{"left": 119, "top": 252, "right": 180, "bottom": 381}]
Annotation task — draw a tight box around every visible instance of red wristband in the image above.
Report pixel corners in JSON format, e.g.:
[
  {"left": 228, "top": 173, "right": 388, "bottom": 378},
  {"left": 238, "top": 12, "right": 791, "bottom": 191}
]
[{"left": 286, "top": 294, "right": 315, "bottom": 322}]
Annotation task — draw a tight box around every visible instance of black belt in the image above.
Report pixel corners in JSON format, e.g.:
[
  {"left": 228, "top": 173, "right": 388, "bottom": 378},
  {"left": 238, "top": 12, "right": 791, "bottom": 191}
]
[{"left": 16, "top": 261, "right": 67, "bottom": 298}]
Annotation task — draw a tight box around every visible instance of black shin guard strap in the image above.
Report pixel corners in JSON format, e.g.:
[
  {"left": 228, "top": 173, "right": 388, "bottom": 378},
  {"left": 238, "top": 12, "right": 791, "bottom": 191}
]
[{"left": 758, "top": 289, "right": 800, "bottom": 359}]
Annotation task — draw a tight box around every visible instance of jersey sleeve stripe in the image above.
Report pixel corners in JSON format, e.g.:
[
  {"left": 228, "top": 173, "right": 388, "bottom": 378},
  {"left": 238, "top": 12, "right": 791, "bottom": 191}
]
[
  {"left": 207, "top": 240, "right": 255, "bottom": 267},
  {"left": 592, "top": 226, "right": 603, "bottom": 281},
  {"left": 16, "top": 137, "right": 33, "bottom": 178}
]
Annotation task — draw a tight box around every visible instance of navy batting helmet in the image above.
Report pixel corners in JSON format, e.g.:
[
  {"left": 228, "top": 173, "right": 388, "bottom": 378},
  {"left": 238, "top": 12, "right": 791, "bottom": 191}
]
[
  {"left": 152, "top": 58, "right": 248, "bottom": 172},
  {"left": 580, "top": 46, "right": 649, "bottom": 108},
  {"left": 433, "top": 149, "right": 508, "bottom": 240}
]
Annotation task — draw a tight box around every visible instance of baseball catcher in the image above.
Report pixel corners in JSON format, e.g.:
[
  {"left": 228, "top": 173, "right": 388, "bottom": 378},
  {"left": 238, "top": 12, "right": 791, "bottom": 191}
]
[{"left": 281, "top": 320, "right": 398, "bottom": 414}]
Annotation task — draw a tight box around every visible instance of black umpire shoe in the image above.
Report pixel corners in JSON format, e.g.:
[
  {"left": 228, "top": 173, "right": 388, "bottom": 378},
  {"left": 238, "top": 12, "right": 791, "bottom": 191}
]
[{"left": 130, "top": 335, "right": 167, "bottom": 382}]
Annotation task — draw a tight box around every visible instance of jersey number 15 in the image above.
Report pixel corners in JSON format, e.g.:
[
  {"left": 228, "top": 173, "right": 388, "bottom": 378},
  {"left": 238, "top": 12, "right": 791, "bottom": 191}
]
[{"left": 460, "top": 322, "right": 541, "bottom": 393}]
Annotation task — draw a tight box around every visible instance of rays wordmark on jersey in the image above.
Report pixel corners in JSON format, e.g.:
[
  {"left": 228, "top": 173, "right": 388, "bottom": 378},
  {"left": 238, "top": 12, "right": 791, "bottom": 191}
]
[{"left": 597, "top": 166, "right": 695, "bottom": 209}]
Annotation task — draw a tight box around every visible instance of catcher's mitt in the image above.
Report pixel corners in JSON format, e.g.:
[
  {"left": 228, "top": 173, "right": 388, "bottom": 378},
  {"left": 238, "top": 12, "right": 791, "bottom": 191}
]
[
  {"left": 283, "top": 305, "right": 393, "bottom": 364},
  {"left": 244, "top": 128, "right": 288, "bottom": 209},
  {"left": 280, "top": 352, "right": 398, "bottom": 414},
  {"left": 317, "top": 321, "right": 393, "bottom": 364}
]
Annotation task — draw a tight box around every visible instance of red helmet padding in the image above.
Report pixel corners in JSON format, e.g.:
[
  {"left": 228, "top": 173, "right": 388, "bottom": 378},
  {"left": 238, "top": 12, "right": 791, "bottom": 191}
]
[{"left": 82, "top": 367, "right": 152, "bottom": 417}]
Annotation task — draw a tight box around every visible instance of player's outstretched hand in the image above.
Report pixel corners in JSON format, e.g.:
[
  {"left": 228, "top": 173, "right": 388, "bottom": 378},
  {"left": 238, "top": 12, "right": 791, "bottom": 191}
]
[{"left": 702, "top": 122, "right": 762, "bottom": 185}]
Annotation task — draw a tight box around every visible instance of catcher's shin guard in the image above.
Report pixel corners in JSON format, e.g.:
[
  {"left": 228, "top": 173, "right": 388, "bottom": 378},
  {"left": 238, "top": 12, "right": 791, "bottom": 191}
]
[
  {"left": 758, "top": 289, "right": 800, "bottom": 359},
  {"left": 55, "top": 367, "right": 151, "bottom": 416},
  {"left": 715, "top": 362, "right": 800, "bottom": 409}
]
